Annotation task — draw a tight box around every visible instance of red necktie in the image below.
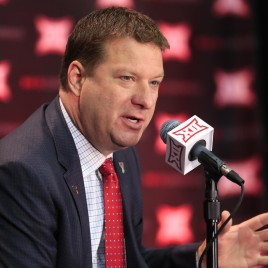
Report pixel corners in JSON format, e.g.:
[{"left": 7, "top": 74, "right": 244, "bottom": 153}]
[{"left": 99, "top": 158, "right": 126, "bottom": 268}]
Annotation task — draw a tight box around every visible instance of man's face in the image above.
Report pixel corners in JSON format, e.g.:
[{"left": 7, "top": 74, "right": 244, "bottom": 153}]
[{"left": 77, "top": 37, "right": 164, "bottom": 155}]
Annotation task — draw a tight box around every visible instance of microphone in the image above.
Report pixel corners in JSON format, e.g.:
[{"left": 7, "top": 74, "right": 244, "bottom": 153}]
[{"left": 160, "top": 115, "right": 244, "bottom": 186}]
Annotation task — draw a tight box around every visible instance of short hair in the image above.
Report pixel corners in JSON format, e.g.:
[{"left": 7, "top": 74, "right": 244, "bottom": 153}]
[{"left": 59, "top": 6, "right": 170, "bottom": 89}]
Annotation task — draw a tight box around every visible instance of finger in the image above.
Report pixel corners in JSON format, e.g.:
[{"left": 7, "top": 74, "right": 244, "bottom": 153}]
[
  {"left": 259, "top": 241, "right": 268, "bottom": 253},
  {"left": 221, "top": 210, "right": 231, "bottom": 223},
  {"left": 218, "top": 210, "right": 232, "bottom": 234},
  {"left": 239, "top": 213, "right": 268, "bottom": 231},
  {"left": 258, "top": 254, "right": 268, "bottom": 266},
  {"left": 257, "top": 229, "right": 268, "bottom": 242}
]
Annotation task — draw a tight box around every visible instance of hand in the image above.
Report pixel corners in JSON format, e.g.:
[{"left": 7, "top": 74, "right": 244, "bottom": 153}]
[{"left": 198, "top": 210, "right": 268, "bottom": 268}]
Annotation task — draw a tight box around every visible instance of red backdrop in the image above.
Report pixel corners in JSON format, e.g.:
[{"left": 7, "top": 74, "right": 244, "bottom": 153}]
[{"left": 0, "top": 0, "right": 267, "bottom": 248}]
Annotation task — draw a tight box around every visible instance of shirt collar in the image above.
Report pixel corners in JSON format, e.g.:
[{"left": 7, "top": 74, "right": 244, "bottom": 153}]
[{"left": 59, "top": 97, "right": 112, "bottom": 176}]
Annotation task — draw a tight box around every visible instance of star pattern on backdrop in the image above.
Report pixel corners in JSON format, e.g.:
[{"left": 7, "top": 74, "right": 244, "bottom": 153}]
[
  {"left": 159, "top": 23, "right": 192, "bottom": 62},
  {"left": 156, "top": 204, "right": 193, "bottom": 246},
  {"left": 35, "top": 16, "right": 73, "bottom": 56},
  {"left": 214, "top": 68, "right": 255, "bottom": 107},
  {"left": 0, "top": 61, "right": 12, "bottom": 103},
  {"left": 212, "top": 0, "right": 250, "bottom": 17}
]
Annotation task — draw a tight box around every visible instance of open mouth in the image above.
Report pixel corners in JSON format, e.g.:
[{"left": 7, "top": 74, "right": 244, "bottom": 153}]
[
  {"left": 123, "top": 115, "right": 144, "bottom": 130},
  {"left": 128, "top": 117, "right": 139, "bottom": 123}
]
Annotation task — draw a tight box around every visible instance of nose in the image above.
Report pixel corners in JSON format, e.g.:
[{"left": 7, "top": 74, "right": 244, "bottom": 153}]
[{"left": 131, "top": 83, "right": 157, "bottom": 109}]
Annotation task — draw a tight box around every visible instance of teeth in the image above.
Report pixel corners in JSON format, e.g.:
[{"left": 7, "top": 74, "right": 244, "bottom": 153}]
[{"left": 128, "top": 118, "right": 138, "bottom": 123}]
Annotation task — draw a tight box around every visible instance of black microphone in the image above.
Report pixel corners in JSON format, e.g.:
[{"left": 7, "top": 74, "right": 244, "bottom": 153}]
[{"left": 160, "top": 116, "right": 244, "bottom": 186}]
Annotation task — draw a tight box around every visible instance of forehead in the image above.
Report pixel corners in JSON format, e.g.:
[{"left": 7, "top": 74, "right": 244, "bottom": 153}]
[{"left": 102, "top": 37, "right": 164, "bottom": 72}]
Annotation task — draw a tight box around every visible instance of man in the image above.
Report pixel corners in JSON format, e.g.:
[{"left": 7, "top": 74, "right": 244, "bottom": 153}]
[{"left": 0, "top": 6, "right": 267, "bottom": 268}]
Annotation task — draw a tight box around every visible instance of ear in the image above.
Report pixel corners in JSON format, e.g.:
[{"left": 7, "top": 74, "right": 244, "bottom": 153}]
[{"left": 67, "top": 60, "right": 86, "bottom": 97}]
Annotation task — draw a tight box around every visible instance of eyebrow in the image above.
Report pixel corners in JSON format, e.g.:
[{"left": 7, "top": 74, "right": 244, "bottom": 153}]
[
  {"left": 153, "top": 73, "right": 165, "bottom": 79},
  {"left": 114, "top": 67, "right": 165, "bottom": 79}
]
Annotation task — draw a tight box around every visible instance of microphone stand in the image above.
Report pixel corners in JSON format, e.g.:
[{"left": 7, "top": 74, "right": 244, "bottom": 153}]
[{"left": 203, "top": 168, "right": 221, "bottom": 268}]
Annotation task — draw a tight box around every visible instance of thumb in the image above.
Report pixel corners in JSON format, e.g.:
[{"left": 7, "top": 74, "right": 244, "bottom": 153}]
[{"left": 218, "top": 210, "right": 232, "bottom": 234}]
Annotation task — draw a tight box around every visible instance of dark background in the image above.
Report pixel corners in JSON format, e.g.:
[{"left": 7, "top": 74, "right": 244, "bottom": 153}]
[{"left": 0, "top": 0, "right": 267, "bottom": 248}]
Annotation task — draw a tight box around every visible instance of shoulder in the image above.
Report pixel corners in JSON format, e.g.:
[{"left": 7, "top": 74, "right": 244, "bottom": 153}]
[{"left": 0, "top": 98, "right": 64, "bottom": 173}]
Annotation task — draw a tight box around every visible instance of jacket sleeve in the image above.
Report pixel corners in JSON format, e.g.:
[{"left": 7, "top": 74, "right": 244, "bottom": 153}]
[{"left": 141, "top": 243, "right": 200, "bottom": 268}]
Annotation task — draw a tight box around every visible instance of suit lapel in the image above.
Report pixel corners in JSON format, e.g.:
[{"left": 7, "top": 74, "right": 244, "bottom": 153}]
[{"left": 45, "top": 97, "right": 92, "bottom": 267}]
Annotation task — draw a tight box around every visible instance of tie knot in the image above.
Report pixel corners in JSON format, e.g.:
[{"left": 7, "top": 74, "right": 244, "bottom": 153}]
[{"left": 99, "top": 158, "right": 115, "bottom": 176}]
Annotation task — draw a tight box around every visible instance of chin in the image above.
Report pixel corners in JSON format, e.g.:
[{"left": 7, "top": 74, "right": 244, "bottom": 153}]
[
  {"left": 111, "top": 131, "right": 143, "bottom": 148},
  {"left": 113, "top": 138, "right": 140, "bottom": 150}
]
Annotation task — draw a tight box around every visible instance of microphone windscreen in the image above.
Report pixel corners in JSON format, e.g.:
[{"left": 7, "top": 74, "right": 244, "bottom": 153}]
[{"left": 160, "top": 119, "right": 181, "bottom": 144}]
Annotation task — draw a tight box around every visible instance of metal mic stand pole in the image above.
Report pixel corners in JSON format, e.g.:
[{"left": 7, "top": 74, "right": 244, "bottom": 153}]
[{"left": 203, "top": 169, "right": 221, "bottom": 268}]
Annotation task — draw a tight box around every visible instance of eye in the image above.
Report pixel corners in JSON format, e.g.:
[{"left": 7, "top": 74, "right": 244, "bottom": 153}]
[
  {"left": 121, "top": 76, "right": 134, "bottom": 82},
  {"left": 150, "top": 80, "right": 161, "bottom": 87}
]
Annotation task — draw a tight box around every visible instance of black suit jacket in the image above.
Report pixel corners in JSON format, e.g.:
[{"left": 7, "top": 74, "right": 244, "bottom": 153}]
[{"left": 0, "top": 97, "right": 198, "bottom": 267}]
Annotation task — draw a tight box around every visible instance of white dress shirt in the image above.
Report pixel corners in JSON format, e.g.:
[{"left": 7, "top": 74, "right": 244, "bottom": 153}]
[{"left": 60, "top": 98, "right": 107, "bottom": 267}]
